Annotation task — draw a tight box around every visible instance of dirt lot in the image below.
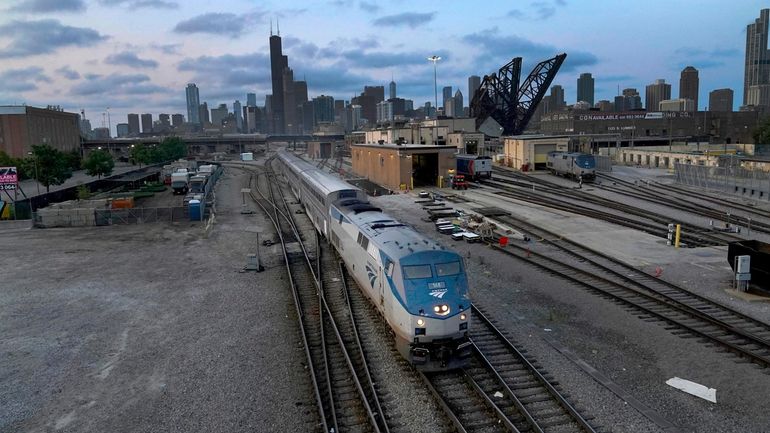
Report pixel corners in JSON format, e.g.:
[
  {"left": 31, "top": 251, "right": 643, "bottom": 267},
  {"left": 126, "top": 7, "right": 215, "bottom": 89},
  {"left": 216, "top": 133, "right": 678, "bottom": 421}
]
[{"left": 0, "top": 167, "right": 316, "bottom": 433}]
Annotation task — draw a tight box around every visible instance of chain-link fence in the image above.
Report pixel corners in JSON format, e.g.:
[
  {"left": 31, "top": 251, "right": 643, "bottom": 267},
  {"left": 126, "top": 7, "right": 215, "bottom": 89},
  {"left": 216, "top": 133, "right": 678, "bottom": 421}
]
[
  {"left": 95, "top": 207, "right": 191, "bottom": 225},
  {"left": 675, "top": 162, "right": 770, "bottom": 201},
  {"left": 33, "top": 206, "right": 194, "bottom": 227}
]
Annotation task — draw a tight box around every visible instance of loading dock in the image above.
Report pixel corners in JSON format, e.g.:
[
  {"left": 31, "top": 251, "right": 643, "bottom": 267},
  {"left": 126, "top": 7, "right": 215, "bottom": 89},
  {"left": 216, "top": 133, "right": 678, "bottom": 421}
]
[{"left": 351, "top": 143, "right": 456, "bottom": 191}]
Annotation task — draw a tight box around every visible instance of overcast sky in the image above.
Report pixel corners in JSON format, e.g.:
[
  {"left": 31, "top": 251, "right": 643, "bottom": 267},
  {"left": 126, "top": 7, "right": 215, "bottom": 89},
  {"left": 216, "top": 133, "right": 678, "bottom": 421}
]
[{"left": 0, "top": 0, "right": 766, "bottom": 132}]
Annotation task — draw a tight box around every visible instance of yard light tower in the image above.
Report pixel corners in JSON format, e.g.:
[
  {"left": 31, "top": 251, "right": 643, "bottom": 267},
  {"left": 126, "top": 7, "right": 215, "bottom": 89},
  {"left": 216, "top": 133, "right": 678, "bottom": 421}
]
[{"left": 427, "top": 55, "right": 441, "bottom": 118}]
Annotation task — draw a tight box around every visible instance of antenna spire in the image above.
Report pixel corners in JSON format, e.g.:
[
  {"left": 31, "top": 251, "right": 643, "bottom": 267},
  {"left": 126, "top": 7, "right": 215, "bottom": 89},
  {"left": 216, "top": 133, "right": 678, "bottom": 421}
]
[
  {"left": 277, "top": 19, "right": 280, "bottom": 36},
  {"left": 270, "top": 19, "right": 273, "bottom": 36}
]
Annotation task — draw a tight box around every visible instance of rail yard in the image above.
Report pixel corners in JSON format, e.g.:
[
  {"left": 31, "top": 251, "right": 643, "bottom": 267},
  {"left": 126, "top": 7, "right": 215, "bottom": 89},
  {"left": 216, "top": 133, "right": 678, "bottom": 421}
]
[{"left": 2, "top": 147, "right": 770, "bottom": 433}]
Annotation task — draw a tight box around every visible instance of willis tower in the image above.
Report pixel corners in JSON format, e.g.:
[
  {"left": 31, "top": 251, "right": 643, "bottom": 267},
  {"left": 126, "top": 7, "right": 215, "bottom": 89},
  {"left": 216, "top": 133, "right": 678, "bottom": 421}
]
[{"left": 269, "top": 23, "right": 287, "bottom": 134}]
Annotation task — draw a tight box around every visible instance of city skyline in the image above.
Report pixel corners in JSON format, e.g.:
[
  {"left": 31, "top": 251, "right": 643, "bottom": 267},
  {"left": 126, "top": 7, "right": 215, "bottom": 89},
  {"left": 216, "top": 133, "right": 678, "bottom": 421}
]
[{"left": 0, "top": 0, "right": 767, "bottom": 133}]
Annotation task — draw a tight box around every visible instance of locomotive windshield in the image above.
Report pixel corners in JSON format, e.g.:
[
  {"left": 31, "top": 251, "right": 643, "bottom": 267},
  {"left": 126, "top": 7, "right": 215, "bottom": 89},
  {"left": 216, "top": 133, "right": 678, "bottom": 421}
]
[
  {"left": 575, "top": 155, "right": 595, "bottom": 168},
  {"left": 403, "top": 264, "right": 432, "bottom": 279},
  {"left": 435, "top": 261, "right": 461, "bottom": 276}
]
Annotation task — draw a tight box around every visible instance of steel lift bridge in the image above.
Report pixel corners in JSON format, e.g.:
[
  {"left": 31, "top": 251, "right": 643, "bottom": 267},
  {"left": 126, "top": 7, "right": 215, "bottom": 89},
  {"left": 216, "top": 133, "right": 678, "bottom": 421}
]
[{"left": 470, "top": 53, "right": 567, "bottom": 137}]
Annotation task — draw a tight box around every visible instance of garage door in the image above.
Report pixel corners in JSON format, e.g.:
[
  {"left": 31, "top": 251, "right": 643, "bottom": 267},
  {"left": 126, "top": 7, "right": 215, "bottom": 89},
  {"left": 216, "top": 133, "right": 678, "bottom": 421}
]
[{"left": 534, "top": 144, "right": 556, "bottom": 164}]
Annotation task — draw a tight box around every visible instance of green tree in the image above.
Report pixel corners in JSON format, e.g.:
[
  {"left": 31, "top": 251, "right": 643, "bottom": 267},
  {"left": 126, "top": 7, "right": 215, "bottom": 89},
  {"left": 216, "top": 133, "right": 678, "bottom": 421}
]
[
  {"left": 76, "top": 184, "right": 92, "bottom": 200},
  {"left": 63, "top": 150, "right": 82, "bottom": 171},
  {"left": 130, "top": 143, "right": 153, "bottom": 166},
  {"left": 29, "top": 144, "right": 72, "bottom": 193},
  {"left": 83, "top": 149, "right": 115, "bottom": 179}
]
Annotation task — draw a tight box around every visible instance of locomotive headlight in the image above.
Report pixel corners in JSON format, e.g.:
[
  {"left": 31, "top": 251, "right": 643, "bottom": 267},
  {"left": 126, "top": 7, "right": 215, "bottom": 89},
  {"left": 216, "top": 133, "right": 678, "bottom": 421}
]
[
  {"left": 460, "top": 313, "right": 467, "bottom": 321},
  {"left": 417, "top": 318, "right": 425, "bottom": 326},
  {"left": 435, "top": 304, "right": 450, "bottom": 316}
]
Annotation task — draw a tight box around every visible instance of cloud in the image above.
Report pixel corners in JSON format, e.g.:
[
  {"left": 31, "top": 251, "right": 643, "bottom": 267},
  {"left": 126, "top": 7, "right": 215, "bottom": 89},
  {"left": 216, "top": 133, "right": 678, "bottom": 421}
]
[
  {"left": 531, "top": 2, "right": 556, "bottom": 19},
  {"left": 672, "top": 47, "right": 739, "bottom": 70},
  {"left": 373, "top": 12, "right": 435, "bottom": 29},
  {"left": 0, "top": 67, "right": 51, "bottom": 92},
  {"left": 98, "top": 0, "right": 178, "bottom": 8},
  {"left": 56, "top": 66, "right": 81, "bottom": 80},
  {"left": 462, "top": 27, "right": 597, "bottom": 72},
  {"left": 505, "top": 1, "right": 564, "bottom": 21},
  {"left": 70, "top": 73, "right": 170, "bottom": 96},
  {"left": 173, "top": 12, "right": 263, "bottom": 38},
  {"left": 9, "top": 0, "right": 86, "bottom": 13},
  {"left": 105, "top": 51, "right": 159, "bottom": 68},
  {"left": 0, "top": 19, "right": 108, "bottom": 58},
  {"left": 151, "top": 43, "right": 182, "bottom": 55},
  {"left": 178, "top": 52, "right": 272, "bottom": 100},
  {"left": 359, "top": 1, "right": 379, "bottom": 13}
]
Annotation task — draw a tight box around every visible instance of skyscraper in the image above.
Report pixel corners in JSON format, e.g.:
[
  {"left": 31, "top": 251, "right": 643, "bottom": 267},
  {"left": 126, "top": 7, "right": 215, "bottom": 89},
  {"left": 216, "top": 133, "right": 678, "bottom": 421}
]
[
  {"left": 389, "top": 79, "right": 396, "bottom": 100},
  {"left": 453, "top": 89, "right": 464, "bottom": 117},
  {"left": 468, "top": 75, "right": 481, "bottom": 104},
  {"left": 577, "top": 73, "right": 594, "bottom": 105},
  {"left": 442, "top": 86, "right": 452, "bottom": 113},
  {"left": 645, "top": 79, "right": 671, "bottom": 111},
  {"left": 549, "top": 85, "right": 565, "bottom": 111},
  {"left": 171, "top": 114, "right": 184, "bottom": 127},
  {"left": 127, "top": 113, "right": 140, "bottom": 136},
  {"left": 282, "top": 68, "right": 296, "bottom": 133},
  {"left": 246, "top": 93, "right": 257, "bottom": 107},
  {"left": 210, "top": 104, "right": 228, "bottom": 126},
  {"left": 743, "top": 9, "right": 770, "bottom": 105},
  {"left": 364, "top": 86, "right": 384, "bottom": 102},
  {"left": 269, "top": 28, "right": 285, "bottom": 133},
  {"left": 199, "top": 102, "right": 209, "bottom": 126},
  {"left": 141, "top": 113, "right": 152, "bottom": 134},
  {"left": 186, "top": 83, "right": 201, "bottom": 125},
  {"left": 313, "top": 95, "right": 335, "bottom": 123},
  {"left": 709, "top": 88, "right": 734, "bottom": 112},
  {"left": 679, "top": 66, "right": 699, "bottom": 110},
  {"left": 614, "top": 88, "right": 642, "bottom": 111},
  {"left": 233, "top": 100, "right": 243, "bottom": 131}
]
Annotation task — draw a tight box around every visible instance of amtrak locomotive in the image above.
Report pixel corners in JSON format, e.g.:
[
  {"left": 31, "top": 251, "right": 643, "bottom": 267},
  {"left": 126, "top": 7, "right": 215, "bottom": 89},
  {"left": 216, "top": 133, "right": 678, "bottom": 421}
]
[
  {"left": 546, "top": 151, "right": 596, "bottom": 181},
  {"left": 277, "top": 151, "right": 472, "bottom": 371}
]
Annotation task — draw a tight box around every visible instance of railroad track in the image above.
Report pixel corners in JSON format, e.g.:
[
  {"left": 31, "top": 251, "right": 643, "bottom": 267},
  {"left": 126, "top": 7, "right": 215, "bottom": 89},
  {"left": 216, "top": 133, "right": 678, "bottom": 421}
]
[
  {"left": 489, "top": 213, "right": 770, "bottom": 369},
  {"left": 420, "top": 304, "right": 599, "bottom": 433},
  {"left": 596, "top": 172, "right": 770, "bottom": 235},
  {"left": 244, "top": 158, "right": 386, "bottom": 432},
  {"left": 482, "top": 173, "right": 740, "bottom": 247}
]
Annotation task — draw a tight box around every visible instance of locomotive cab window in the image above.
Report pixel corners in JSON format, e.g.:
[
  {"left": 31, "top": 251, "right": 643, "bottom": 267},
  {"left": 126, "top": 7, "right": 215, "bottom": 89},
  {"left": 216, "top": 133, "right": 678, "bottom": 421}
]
[
  {"left": 403, "top": 265, "right": 432, "bottom": 279},
  {"left": 435, "top": 261, "right": 461, "bottom": 277}
]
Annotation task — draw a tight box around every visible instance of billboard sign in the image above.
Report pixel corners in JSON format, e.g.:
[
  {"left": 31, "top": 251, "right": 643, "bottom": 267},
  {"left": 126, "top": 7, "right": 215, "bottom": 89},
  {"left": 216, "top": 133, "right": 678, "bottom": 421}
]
[{"left": 0, "top": 167, "right": 18, "bottom": 190}]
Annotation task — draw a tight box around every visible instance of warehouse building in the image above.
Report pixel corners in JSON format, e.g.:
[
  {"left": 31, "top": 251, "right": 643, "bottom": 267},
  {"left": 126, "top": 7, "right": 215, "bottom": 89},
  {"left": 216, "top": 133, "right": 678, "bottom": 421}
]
[
  {"left": 351, "top": 143, "right": 456, "bottom": 191},
  {"left": 539, "top": 110, "right": 763, "bottom": 147},
  {"left": 0, "top": 106, "right": 81, "bottom": 158},
  {"left": 503, "top": 135, "right": 570, "bottom": 170}
]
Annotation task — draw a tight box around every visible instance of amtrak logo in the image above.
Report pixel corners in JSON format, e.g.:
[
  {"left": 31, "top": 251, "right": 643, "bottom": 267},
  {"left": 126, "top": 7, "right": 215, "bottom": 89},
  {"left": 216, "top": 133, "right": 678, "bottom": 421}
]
[
  {"left": 366, "top": 264, "right": 377, "bottom": 288},
  {"left": 429, "top": 289, "right": 448, "bottom": 298}
]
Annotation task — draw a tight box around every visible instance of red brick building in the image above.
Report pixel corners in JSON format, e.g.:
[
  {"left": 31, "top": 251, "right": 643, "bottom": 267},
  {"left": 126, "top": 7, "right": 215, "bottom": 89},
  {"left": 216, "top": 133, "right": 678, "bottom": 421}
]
[{"left": 0, "top": 106, "right": 81, "bottom": 158}]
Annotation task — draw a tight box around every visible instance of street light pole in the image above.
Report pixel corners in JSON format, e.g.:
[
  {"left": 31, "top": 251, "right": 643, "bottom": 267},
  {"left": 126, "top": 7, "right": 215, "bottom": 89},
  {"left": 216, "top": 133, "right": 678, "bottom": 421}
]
[
  {"left": 27, "top": 151, "right": 40, "bottom": 196},
  {"left": 427, "top": 55, "right": 441, "bottom": 119},
  {"left": 106, "top": 107, "right": 111, "bottom": 156}
]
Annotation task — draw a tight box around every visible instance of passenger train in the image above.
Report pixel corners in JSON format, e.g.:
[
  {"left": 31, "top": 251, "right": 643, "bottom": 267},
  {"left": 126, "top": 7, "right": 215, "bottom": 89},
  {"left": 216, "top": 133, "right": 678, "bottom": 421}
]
[
  {"left": 546, "top": 151, "right": 596, "bottom": 181},
  {"left": 277, "top": 151, "right": 472, "bottom": 371}
]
